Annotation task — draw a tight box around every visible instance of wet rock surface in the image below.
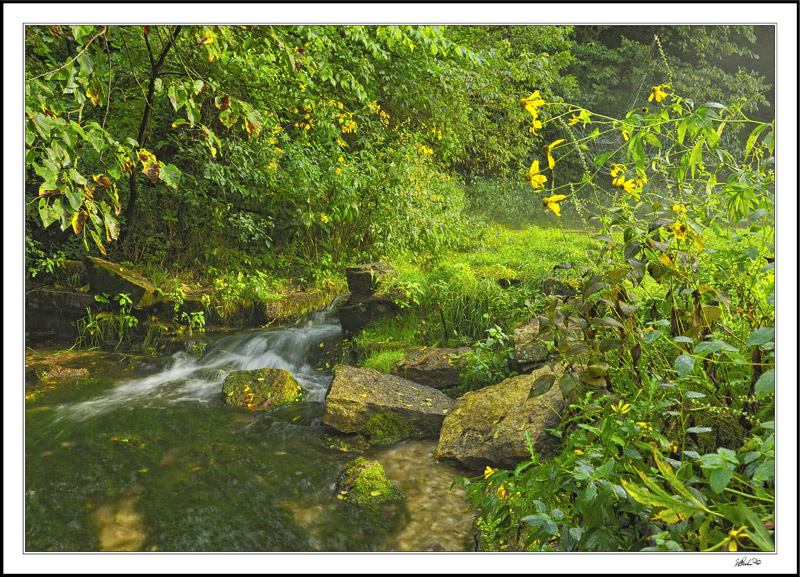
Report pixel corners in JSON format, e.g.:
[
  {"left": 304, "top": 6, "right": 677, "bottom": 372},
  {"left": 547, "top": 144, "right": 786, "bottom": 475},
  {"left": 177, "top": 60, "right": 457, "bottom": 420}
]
[
  {"left": 322, "top": 365, "right": 454, "bottom": 441},
  {"left": 390, "top": 346, "right": 470, "bottom": 392},
  {"left": 222, "top": 367, "right": 303, "bottom": 411},
  {"left": 84, "top": 256, "right": 165, "bottom": 310},
  {"left": 434, "top": 364, "right": 566, "bottom": 470}
]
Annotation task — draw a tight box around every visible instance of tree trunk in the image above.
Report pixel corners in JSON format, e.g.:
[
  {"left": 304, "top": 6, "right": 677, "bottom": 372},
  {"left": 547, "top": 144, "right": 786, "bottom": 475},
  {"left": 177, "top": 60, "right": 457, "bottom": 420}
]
[{"left": 120, "top": 25, "right": 182, "bottom": 245}]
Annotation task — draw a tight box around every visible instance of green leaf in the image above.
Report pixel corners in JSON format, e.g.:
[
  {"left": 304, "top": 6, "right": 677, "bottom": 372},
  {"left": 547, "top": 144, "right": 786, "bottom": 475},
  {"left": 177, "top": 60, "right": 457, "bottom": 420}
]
[
  {"left": 709, "top": 467, "right": 732, "bottom": 494},
  {"left": 674, "top": 354, "right": 694, "bottom": 378},
  {"left": 65, "top": 189, "right": 83, "bottom": 211},
  {"left": 531, "top": 374, "right": 556, "bottom": 397},
  {"left": 754, "top": 369, "right": 774, "bottom": 397},
  {"left": 644, "top": 330, "right": 661, "bottom": 344},
  {"left": 735, "top": 502, "right": 774, "bottom": 552},
  {"left": 752, "top": 461, "right": 774, "bottom": 485},
  {"left": 592, "top": 151, "right": 614, "bottom": 168},
  {"left": 746, "top": 327, "right": 774, "bottom": 347},
  {"left": 38, "top": 198, "right": 59, "bottom": 228}
]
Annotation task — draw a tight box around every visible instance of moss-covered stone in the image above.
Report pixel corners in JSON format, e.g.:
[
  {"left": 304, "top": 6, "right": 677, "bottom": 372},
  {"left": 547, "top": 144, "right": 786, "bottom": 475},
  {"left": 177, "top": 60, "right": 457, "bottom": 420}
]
[
  {"left": 84, "top": 256, "right": 164, "bottom": 310},
  {"left": 336, "top": 457, "right": 405, "bottom": 506},
  {"left": 359, "top": 412, "right": 411, "bottom": 447},
  {"left": 222, "top": 368, "right": 303, "bottom": 411}
]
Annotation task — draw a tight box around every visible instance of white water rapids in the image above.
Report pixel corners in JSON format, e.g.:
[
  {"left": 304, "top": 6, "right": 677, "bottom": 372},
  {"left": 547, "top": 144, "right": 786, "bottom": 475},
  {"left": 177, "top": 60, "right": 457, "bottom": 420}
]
[{"left": 57, "top": 303, "right": 345, "bottom": 422}]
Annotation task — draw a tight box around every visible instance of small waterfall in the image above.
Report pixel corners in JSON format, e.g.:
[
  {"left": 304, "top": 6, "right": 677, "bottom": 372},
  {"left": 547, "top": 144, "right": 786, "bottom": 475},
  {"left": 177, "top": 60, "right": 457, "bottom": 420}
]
[{"left": 58, "top": 304, "right": 344, "bottom": 421}]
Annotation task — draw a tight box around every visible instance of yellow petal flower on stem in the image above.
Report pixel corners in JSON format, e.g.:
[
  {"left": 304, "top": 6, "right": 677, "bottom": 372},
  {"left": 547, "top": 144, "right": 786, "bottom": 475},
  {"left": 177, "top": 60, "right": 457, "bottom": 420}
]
[
  {"left": 671, "top": 203, "right": 687, "bottom": 215},
  {"left": 525, "top": 160, "right": 547, "bottom": 189},
  {"left": 610, "top": 163, "right": 626, "bottom": 178},
  {"left": 484, "top": 466, "right": 498, "bottom": 479},
  {"left": 622, "top": 179, "right": 637, "bottom": 194},
  {"left": 542, "top": 194, "right": 565, "bottom": 216},
  {"left": 620, "top": 129, "right": 630, "bottom": 141},
  {"left": 671, "top": 221, "right": 689, "bottom": 240},
  {"left": 648, "top": 84, "right": 671, "bottom": 103},
  {"left": 543, "top": 139, "right": 566, "bottom": 170},
  {"left": 520, "top": 91, "right": 545, "bottom": 115},
  {"left": 528, "top": 117, "right": 543, "bottom": 135}
]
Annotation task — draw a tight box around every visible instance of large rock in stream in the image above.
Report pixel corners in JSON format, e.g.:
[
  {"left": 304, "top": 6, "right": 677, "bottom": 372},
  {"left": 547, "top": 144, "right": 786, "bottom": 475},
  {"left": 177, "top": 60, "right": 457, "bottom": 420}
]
[
  {"left": 84, "top": 256, "right": 164, "bottom": 309},
  {"left": 390, "top": 346, "right": 470, "bottom": 393},
  {"left": 322, "top": 366, "right": 454, "bottom": 441},
  {"left": 222, "top": 368, "right": 303, "bottom": 411},
  {"left": 433, "top": 364, "right": 566, "bottom": 470}
]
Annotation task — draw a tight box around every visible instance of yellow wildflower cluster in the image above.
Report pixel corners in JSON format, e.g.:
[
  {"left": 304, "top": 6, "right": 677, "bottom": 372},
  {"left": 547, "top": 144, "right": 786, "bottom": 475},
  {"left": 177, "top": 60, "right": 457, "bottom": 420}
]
[
  {"left": 610, "top": 164, "right": 637, "bottom": 194},
  {"left": 420, "top": 144, "right": 433, "bottom": 155},
  {"left": 520, "top": 91, "right": 545, "bottom": 135},
  {"left": 671, "top": 203, "right": 687, "bottom": 215},
  {"left": 320, "top": 214, "right": 329, "bottom": 224}
]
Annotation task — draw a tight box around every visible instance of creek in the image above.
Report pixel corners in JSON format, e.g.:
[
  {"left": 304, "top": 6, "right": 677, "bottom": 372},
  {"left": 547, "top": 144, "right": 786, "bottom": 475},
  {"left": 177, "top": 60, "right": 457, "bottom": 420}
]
[{"left": 25, "top": 302, "right": 476, "bottom": 552}]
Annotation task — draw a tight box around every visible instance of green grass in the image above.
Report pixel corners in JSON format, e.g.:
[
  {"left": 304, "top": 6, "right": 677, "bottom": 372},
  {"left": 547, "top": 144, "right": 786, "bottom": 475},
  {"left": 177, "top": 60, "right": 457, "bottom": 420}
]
[{"left": 360, "top": 349, "right": 407, "bottom": 374}]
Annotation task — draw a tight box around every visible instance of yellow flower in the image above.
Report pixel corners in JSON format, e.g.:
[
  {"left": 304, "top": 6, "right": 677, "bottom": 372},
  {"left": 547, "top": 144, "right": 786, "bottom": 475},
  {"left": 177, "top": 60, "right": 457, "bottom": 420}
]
[
  {"left": 621, "top": 179, "right": 636, "bottom": 194},
  {"left": 528, "top": 116, "right": 543, "bottom": 135},
  {"left": 337, "top": 156, "right": 344, "bottom": 163},
  {"left": 610, "top": 163, "right": 626, "bottom": 178},
  {"left": 320, "top": 214, "right": 329, "bottom": 223},
  {"left": 497, "top": 484, "right": 509, "bottom": 500},
  {"left": 648, "top": 84, "right": 671, "bottom": 103},
  {"left": 567, "top": 109, "right": 590, "bottom": 126},
  {"left": 542, "top": 194, "right": 566, "bottom": 216},
  {"left": 671, "top": 203, "right": 687, "bottom": 215},
  {"left": 610, "top": 400, "right": 631, "bottom": 414},
  {"left": 484, "top": 466, "right": 498, "bottom": 479},
  {"left": 335, "top": 167, "right": 342, "bottom": 175},
  {"left": 671, "top": 221, "right": 689, "bottom": 240},
  {"left": 620, "top": 129, "right": 630, "bottom": 141},
  {"left": 574, "top": 449, "right": 584, "bottom": 455},
  {"left": 525, "top": 160, "right": 547, "bottom": 189},
  {"left": 636, "top": 173, "right": 648, "bottom": 188},
  {"left": 543, "top": 139, "right": 566, "bottom": 170},
  {"left": 520, "top": 91, "right": 545, "bottom": 116}
]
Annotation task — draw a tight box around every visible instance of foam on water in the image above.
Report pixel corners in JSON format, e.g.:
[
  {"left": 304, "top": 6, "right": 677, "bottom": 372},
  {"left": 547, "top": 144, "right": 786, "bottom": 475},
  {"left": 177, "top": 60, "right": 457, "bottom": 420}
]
[{"left": 57, "top": 306, "right": 343, "bottom": 421}]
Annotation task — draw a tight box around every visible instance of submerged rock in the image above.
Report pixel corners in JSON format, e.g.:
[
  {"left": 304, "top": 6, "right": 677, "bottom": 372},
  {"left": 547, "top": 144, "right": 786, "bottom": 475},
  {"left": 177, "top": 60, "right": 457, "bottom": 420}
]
[
  {"left": 222, "top": 367, "right": 303, "bottom": 411},
  {"left": 433, "top": 364, "right": 565, "bottom": 471},
  {"left": 390, "top": 346, "right": 470, "bottom": 392},
  {"left": 322, "top": 365, "right": 454, "bottom": 442},
  {"left": 335, "top": 456, "right": 405, "bottom": 506}
]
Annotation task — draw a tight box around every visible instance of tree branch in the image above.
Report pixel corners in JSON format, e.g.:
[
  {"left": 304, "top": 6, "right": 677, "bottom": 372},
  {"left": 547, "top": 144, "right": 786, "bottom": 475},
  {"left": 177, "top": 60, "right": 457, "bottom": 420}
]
[{"left": 26, "top": 26, "right": 107, "bottom": 82}]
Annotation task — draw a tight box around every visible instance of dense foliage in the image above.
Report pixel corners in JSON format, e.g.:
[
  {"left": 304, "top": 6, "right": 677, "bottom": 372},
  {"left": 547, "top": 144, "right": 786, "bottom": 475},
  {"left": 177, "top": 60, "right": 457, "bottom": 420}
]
[{"left": 25, "top": 24, "right": 776, "bottom": 553}]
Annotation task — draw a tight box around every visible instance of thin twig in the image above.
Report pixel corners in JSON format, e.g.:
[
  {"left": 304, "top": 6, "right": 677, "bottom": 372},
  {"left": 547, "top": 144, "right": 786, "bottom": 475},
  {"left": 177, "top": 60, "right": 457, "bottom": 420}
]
[{"left": 26, "top": 26, "right": 107, "bottom": 82}]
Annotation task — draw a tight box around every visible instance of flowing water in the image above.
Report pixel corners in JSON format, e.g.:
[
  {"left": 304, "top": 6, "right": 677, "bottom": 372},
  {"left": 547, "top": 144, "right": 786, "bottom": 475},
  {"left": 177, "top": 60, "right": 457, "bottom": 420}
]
[{"left": 25, "top": 303, "right": 476, "bottom": 552}]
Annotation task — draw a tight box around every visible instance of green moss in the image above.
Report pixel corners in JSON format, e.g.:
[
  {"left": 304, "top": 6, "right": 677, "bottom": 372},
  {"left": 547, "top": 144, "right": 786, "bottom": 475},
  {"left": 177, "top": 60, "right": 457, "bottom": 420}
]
[
  {"left": 359, "top": 412, "right": 411, "bottom": 447},
  {"left": 222, "top": 368, "right": 303, "bottom": 411},
  {"left": 360, "top": 349, "right": 406, "bottom": 374},
  {"left": 337, "top": 457, "right": 405, "bottom": 506}
]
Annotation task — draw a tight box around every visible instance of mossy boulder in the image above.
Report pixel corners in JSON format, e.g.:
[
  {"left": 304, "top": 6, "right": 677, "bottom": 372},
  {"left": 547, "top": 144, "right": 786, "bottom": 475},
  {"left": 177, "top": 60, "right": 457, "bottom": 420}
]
[
  {"left": 433, "top": 364, "right": 566, "bottom": 471},
  {"left": 513, "top": 317, "right": 550, "bottom": 372},
  {"left": 390, "top": 346, "right": 470, "bottom": 392},
  {"left": 222, "top": 368, "right": 303, "bottom": 411},
  {"left": 335, "top": 457, "right": 405, "bottom": 506},
  {"left": 84, "top": 256, "right": 164, "bottom": 310},
  {"left": 322, "top": 366, "right": 454, "bottom": 442},
  {"left": 360, "top": 412, "right": 411, "bottom": 447},
  {"left": 345, "top": 262, "right": 394, "bottom": 296}
]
